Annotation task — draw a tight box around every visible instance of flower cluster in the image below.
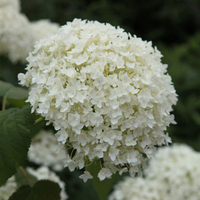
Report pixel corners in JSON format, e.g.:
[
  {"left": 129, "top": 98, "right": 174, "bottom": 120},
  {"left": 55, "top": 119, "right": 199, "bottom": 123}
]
[
  {"left": 27, "top": 166, "right": 68, "bottom": 200},
  {"left": 18, "top": 18, "right": 177, "bottom": 181},
  {"left": 109, "top": 144, "right": 200, "bottom": 200},
  {"left": 28, "top": 130, "right": 67, "bottom": 171},
  {"left": 145, "top": 144, "right": 200, "bottom": 199},
  {"left": 0, "top": 0, "right": 20, "bottom": 11},
  {"left": 109, "top": 177, "right": 160, "bottom": 200},
  {"left": 0, "top": 2, "right": 59, "bottom": 63},
  {"left": 30, "top": 19, "right": 59, "bottom": 42},
  {"left": 0, "top": 8, "right": 35, "bottom": 62},
  {"left": 0, "top": 176, "right": 17, "bottom": 200}
]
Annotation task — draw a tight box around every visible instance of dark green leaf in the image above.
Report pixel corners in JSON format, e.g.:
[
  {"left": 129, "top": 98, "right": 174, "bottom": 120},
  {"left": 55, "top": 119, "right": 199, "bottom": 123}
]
[
  {"left": 21, "top": 105, "right": 46, "bottom": 138},
  {"left": 9, "top": 185, "right": 32, "bottom": 200},
  {"left": 0, "top": 80, "right": 28, "bottom": 99},
  {"left": 9, "top": 180, "right": 61, "bottom": 200},
  {"left": 7, "top": 98, "right": 29, "bottom": 109},
  {"left": 0, "top": 107, "right": 31, "bottom": 186},
  {"left": 31, "top": 180, "right": 61, "bottom": 200}
]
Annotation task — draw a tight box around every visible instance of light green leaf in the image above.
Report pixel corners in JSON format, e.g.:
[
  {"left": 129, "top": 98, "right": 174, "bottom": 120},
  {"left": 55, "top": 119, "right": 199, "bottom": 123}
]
[
  {"left": 9, "top": 180, "right": 61, "bottom": 200},
  {"left": 0, "top": 107, "right": 31, "bottom": 186}
]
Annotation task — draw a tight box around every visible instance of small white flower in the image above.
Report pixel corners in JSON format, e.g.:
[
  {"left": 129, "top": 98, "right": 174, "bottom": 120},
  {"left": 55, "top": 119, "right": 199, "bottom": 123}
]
[
  {"left": 68, "top": 113, "right": 80, "bottom": 127},
  {"left": 55, "top": 129, "right": 68, "bottom": 144},
  {"left": 98, "top": 168, "right": 112, "bottom": 181},
  {"left": 109, "top": 147, "right": 120, "bottom": 161},
  {"left": 119, "top": 167, "right": 128, "bottom": 175},
  {"left": 127, "top": 150, "right": 139, "bottom": 163},
  {"left": 79, "top": 171, "right": 93, "bottom": 182},
  {"left": 141, "top": 137, "right": 152, "bottom": 148},
  {"left": 73, "top": 52, "right": 88, "bottom": 65}
]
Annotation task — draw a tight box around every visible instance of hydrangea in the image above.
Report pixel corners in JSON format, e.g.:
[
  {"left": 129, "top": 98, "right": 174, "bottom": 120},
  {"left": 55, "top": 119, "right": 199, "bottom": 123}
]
[
  {"left": 0, "top": 0, "right": 20, "bottom": 12},
  {"left": 144, "top": 144, "right": 200, "bottom": 200},
  {"left": 27, "top": 166, "right": 68, "bottom": 200},
  {"left": 18, "top": 19, "right": 177, "bottom": 180},
  {"left": 0, "top": 176, "right": 17, "bottom": 200},
  {"left": 109, "top": 144, "right": 200, "bottom": 200},
  {"left": 109, "top": 177, "right": 160, "bottom": 200},
  {"left": 0, "top": 7, "right": 35, "bottom": 62},
  {"left": 0, "top": 8, "right": 59, "bottom": 63},
  {"left": 28, "top": 130, "right": 67, "bottom": 171},
  {"left": 30, "top": 19, "right": 59, "bottom": 42}
]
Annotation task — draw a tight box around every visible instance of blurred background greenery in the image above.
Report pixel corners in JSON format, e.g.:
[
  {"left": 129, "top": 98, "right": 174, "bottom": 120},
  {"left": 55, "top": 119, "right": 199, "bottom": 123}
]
[{"left": 0, "top": 0, "right": 200, "bottom": 199}]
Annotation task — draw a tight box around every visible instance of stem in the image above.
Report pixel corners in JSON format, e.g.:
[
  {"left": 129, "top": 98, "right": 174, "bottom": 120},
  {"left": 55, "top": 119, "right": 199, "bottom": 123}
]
[
  {"left": 19, "top": 166, "right": 31, "bottom": 186},
  {"left": 2, "top": 96, "right": 6, "bottom": 111},
  {"left": 34, "top": 117, "right": 44, "bottom": 125}
]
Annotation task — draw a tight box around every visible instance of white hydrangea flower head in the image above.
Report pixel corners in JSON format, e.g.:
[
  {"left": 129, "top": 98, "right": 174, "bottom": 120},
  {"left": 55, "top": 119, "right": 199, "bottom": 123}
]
[
  {"left": 0, "top": 0, "right": 20, "bottom": 12},
  {"left": 28, "top": 130, "right": 67, "bottom": 171},
  {"left": 144, "top": 144, "right": 200, "bottom": 200},
  {"left": 109, "top": 176, "right": 160, "bottom": 200},
  {"left": 0, "top": 7, "right": 35, "bottom": 63},
  {"left": 18, "top": 18, "right": 177, "bottom": 180},
  {"left": 27, "top": 166, "right": 68, "bottom": 200},
  {"left": 0, "top": 176, "right": 17, "bottom": 200},
  {"left": 30, "top": 19, "right": 60, "bottom": 42}
]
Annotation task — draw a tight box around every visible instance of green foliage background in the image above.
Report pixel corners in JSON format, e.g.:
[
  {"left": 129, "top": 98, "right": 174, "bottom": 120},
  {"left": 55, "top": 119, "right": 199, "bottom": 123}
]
[{"left": 0, "top": 0, "right": 200, "bottom": 199}]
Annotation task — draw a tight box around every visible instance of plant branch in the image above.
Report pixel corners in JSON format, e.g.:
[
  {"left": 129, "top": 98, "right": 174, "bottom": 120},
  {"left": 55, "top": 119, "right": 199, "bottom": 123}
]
[
  {"left": 19, "top": 166, "right": 31, "bottom": 186},
  {"left": 34, "top": 117, "right": 44, "bottom": 125},
  {"left": 2, "top": 96, "right": 6, "bottom": 111}
]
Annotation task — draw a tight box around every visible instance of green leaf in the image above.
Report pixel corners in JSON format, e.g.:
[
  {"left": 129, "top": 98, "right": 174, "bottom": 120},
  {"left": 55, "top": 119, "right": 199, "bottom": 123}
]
[
  {"left": 7, "top": 98, "right": 29, "bottom": 109},
  {"left": 31, "top": 180, "right": 61, "bottom": 200},
  {"left": 9, "top": 185, "right": 32, "bottom": 200},
  {"left": 9, "top": 180, "right": 61, "bottom": 200},
  {"left": 21, "top": 105, "right": 46, "bottom": 138},
  {"left": 0, "top": 80, "right": 28, "bottom": 99},
  {"left": 0, "top": 107, "right": 31, "bottom": 186}
]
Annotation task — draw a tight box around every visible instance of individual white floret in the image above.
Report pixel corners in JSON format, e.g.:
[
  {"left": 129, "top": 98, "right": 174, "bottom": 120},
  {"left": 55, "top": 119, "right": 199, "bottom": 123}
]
[
  {"left": 28, "top": 130, "right": 67, "bottom": 171},
  {"left": 98, "top": 168, "right": 112, "bottom": 181},
  {"left": 27, "top": 166, "right": 68, "bottom": 200},
  {"left": 0, "top": 176, "right": 17, "bottom": 200},
  {"left": 18, "top": 18, "right": 177, "bottom": 181},
  {"left": 79, "top": 171, "right": 93, "bottom": 182}
]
